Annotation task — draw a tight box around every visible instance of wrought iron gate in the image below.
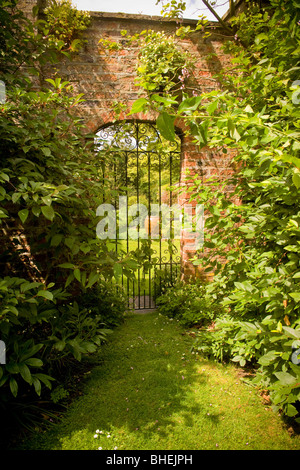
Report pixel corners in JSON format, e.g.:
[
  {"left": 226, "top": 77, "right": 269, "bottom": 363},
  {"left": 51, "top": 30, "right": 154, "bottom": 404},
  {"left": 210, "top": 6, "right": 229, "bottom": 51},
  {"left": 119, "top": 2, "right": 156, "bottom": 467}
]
[{"left": 96, "top": 121, "right": 181, "bottom": 309}]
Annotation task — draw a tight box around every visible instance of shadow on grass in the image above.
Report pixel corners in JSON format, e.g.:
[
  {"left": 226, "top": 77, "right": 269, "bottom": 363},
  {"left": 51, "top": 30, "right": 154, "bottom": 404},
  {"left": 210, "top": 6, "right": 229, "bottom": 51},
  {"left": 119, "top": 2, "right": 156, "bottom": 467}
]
[{"left": 18, "top": 312, "right": 222, "bottom": 449}]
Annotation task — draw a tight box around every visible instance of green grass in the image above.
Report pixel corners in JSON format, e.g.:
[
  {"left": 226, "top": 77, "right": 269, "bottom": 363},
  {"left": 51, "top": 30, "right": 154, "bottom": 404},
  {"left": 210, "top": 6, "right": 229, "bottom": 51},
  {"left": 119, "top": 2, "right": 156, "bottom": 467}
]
[
  {"left": 15, "top": 312, "right": 300, "bottom": 450},
  {"left": 108, "top": 239, "right": 181, "bottom": 297}
]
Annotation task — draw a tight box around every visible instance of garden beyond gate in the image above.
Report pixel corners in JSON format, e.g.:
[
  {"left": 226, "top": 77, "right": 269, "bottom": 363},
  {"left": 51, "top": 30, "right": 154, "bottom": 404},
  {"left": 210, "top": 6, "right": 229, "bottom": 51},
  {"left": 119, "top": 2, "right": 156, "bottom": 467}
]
[{"left": 96, "top": 121, "right": 182, "bottom": 309}]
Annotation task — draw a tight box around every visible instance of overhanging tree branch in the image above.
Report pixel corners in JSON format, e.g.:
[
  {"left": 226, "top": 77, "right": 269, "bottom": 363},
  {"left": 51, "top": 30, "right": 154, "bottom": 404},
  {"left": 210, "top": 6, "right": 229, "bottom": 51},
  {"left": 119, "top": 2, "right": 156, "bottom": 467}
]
[{"left": 200, "top": 0, "right": 234, "bottom": 33}]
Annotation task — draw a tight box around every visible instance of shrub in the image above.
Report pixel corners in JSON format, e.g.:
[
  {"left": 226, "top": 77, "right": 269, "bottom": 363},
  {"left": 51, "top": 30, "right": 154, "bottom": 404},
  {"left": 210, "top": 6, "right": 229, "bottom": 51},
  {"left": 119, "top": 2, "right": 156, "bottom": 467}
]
[
  {"left": 156, "top": 281, "right": 216, "bottom": 327},
  {"left": 44, "top": 0, "right": 91, "bottom": 52},
  {"left": 135, "top": 30, "right": 193, "bottom": 96},
  {"left": 192, "top": 315, "right": 241, "bottom": 363},
  {"left": 75, "top": 283, "right": 128, "bottom": 327},
  {"left": 0, "top": 2, "right": 132, "bottom": 412},
  {"left": 193, "top": 315, "right": 300, "bottom": 421},
  {"left": 0, "top": 277, "right": 113, "bottom": 401}
]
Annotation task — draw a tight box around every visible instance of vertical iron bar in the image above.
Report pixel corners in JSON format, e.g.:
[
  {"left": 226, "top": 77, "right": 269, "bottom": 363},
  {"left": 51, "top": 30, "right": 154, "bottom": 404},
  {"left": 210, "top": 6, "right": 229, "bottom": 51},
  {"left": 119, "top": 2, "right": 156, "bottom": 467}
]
[
  {"left": 148, "top": 149, "right": 152, "bottom": 308},
  {"left": 114, "top": 161, "right": 118, "bottom": 255},
  {"left": 125, "top": 151, "right": 130, "bottom": 307},
  {"left": 170, "top": 152, "right": 173, "bottom": 286},
  {"left": 114, "top": 160, "right": 119, "bottom": 296},
  {"left": 136, "top": 123, "right": 140, "bottom": 309},
  {"left": 143, "top": 266, "right": 146, "bottom": 308},
  {"left": 159, "top": 146, "right": 162, "bottom": 297}
]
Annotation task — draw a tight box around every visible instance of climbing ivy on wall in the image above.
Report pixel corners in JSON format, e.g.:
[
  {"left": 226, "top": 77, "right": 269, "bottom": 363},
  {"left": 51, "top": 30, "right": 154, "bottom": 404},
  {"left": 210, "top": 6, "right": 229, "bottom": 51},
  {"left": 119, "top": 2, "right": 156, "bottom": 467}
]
[
  {"left": 134, "top": 30, "right": 194, "bottom": 96},
  {"left": 43, "top": 0, "right": 91, "bottom": 52}
]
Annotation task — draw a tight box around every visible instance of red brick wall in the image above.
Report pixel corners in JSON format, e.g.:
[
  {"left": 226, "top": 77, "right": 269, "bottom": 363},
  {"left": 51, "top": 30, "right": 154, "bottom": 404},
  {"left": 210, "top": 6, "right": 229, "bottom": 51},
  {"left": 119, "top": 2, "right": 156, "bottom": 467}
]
[
  {"left": 52, "top": 12, "right": 232, "bottom": 130},
  {"left": 21, "top": 4, "right": 234, "bottom": 278}
]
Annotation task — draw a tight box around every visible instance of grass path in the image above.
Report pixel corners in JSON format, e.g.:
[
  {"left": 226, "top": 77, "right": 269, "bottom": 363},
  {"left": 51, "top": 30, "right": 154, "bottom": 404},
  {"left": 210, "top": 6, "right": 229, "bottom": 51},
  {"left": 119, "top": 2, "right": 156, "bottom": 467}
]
[{"left": 17, "top": 311, "right": 300, "bottom": 450}]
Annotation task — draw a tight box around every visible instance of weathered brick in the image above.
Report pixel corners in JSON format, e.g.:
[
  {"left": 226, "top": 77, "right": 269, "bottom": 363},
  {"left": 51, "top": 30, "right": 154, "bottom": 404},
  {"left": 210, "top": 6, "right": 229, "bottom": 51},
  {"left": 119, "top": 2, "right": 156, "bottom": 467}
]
[{"left": 19, "top": 3, "right": 233, "bottom": 279}]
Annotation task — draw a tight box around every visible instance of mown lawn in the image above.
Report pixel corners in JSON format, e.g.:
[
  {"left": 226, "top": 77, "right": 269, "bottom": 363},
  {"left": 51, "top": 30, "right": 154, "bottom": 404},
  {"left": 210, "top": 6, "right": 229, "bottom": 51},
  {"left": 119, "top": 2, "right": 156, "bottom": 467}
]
[{"left": 15, "top": 311, "right": 300, "bottom": 450}]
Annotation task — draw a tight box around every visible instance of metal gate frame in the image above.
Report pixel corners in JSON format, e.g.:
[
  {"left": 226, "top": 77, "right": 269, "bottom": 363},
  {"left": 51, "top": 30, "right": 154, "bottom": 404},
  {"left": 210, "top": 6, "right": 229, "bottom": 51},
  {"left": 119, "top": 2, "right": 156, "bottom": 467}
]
[{"left": 96, "top": 121, "right": 181, "bottom": 309}]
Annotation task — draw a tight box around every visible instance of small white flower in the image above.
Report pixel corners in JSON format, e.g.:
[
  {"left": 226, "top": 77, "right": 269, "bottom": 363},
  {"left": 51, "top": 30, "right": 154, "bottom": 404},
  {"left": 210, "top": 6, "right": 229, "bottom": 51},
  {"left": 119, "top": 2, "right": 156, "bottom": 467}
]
[
  {"left": 94, "top": 434, "right": 98, "bottom": 438},
  {"left": 98, "top": 447, "right": 102, "bottom": 450},
  {"left": 107, "top": 434, "right": 111, "bottom": 438}
]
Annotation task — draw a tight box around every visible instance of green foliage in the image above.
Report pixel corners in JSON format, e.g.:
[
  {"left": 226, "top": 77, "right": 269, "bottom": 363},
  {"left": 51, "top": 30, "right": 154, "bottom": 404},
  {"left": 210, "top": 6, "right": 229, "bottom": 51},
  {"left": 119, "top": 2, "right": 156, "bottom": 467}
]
[
  {"left": 50, "top": 384, "right": 69, "bottom": 404},
  {"left": 133, "top": 0, "right": 300, "bottom": 421},
  {"left": 152, "top": 263, "right": 180, "bottom": 300},
  {"left": 46, "top": 300, "right": 111, "bottom": 362},
  {"left": 0, "top": 277, "right": 62, "bottom": 398},
  {"left": 135, "top": 30, "right": 193, "bottom": 96},
  {"left": 0, "top": 276, "right": 113, "bottom": 400},
  {"left": 0, "top": 0, "right": 89, "bottom": 80},
  {"left": 179, "top": 0, "right": 300, "bottom": 328},
  {"left": 43, "top": 0, "right": 91, "bottom": 52},
  {"left": 99, "top": 28, "right": 193, "bottom": 97},
  {"left": 193, "top": 315, "right": 300, "bottom": 420},
  {"left": 155, "top": 0, "right": 210, "bottom": 38},
  {"left": 76, "top": 283, "right": 128, "bottom": 327},
  {"left": 156, "top": 281, "right": 216, "bottom": 326},
  {"left": 192, "top": 315, "right": 240, "bottom": 363},
  {"left": 0, "top": 1, "right": 130, "bottom": 412},
  {"left": 156, "top": 0, "right": 187, "bottom": 19}
]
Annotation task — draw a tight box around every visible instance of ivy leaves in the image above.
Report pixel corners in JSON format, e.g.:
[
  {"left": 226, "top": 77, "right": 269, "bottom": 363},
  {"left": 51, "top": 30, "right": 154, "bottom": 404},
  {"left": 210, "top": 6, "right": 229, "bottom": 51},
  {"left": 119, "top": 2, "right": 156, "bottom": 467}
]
[{"left": 135, "top": 30, "right": 193, "bottom": 97}]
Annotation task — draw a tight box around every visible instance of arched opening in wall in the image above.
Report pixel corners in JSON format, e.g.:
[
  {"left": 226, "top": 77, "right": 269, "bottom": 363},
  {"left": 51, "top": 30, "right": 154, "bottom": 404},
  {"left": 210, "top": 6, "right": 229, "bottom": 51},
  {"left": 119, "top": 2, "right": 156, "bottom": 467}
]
[{"left": 95, "top": 120, "right": 182, "bottom": 309}]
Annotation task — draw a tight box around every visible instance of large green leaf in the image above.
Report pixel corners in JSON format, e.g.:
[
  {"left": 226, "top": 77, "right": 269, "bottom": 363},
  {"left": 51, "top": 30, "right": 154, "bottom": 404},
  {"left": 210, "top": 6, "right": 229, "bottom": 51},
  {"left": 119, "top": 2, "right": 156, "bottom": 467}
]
[
  {"left": 73, "top": 268, "right": 81, "bottom": 282},
  {"left": 9, "top": 377, "right": 18, "bottom": 397},
  {"left": 292, "top": 171, "right": 300, "bottom": 189},
  {"left": 36, "top": 290, "right": 53, "bottom": 301},
  {"left": 19, "top": 363, "right": 32, "bottom": 384},
  {"left": 156, "top": 112, "right": 176, "bottom": 142},
  {"left": 274, "top": 371, "right": 297, "bottom": 386},
  {"left": 130, "top": 98, "right": 148, "bottom": 114},
  {"left": 18, "top": 209, "right": 29, "bottom": 224},
  {"left": 289, "top": 292, "right": 300, "bottom": 302},
  {"left": 258, "top": 350, "right": 278, "bottom": 365},
  {"left": 41, "top": 205, "right": 55, "bottom": 221},
  {"left": 25, "top": 357, "right": 43, "bottom": 367}
]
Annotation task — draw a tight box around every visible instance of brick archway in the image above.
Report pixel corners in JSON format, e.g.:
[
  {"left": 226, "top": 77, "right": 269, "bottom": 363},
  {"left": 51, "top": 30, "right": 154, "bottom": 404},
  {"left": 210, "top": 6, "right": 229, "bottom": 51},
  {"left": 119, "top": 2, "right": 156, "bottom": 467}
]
[{"left": 21, "top": 3, "right": 235, "bottom": 278}]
